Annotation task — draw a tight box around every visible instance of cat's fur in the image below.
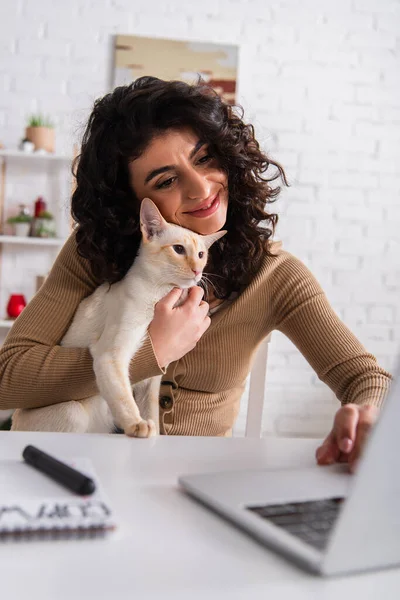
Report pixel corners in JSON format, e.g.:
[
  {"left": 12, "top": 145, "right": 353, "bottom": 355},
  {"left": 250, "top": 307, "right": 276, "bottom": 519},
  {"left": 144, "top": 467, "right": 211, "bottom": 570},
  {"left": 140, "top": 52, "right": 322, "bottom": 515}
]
[{"left": 12, "top": 198, "right": 226, "bottom": 437}]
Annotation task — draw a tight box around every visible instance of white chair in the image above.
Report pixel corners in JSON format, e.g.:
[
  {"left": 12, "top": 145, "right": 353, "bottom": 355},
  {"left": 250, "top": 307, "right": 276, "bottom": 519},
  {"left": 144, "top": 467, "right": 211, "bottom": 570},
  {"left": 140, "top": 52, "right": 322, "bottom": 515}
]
[{"left": 244, "top": 335, "right": 271, "bottom": 438}]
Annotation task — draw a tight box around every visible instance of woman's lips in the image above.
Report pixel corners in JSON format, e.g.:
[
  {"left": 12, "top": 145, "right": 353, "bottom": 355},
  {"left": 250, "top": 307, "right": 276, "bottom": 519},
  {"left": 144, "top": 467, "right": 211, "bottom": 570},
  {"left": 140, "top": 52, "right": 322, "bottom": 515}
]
[{"left": 185, "top": 193, "right": 220, "bottom": 218}]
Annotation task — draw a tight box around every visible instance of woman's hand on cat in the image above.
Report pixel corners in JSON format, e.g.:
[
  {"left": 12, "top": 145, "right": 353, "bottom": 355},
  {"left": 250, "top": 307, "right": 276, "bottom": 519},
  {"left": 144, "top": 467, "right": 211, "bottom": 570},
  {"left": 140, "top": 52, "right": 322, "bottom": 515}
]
[{"left": 149, "top": 286, "right": 210, "bottom": 368}]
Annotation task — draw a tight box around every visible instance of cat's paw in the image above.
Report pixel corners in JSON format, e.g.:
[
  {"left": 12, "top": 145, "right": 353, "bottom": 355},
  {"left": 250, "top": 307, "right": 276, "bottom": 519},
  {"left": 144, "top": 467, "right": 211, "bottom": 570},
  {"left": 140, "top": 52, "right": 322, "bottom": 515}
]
[{"left": 125, "top": 419, "right": 157, "bottom": 438}]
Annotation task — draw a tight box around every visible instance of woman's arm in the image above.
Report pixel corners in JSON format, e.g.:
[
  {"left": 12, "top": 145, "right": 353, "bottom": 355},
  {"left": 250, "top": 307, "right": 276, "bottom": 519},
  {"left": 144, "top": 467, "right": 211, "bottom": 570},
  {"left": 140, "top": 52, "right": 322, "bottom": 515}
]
[
  {"left": 271, "top": 253, "right": 391, "bottom": 469},
  {"left": 272, "top": 253, "right": 392, "bottom": 407},
  {"left": 0, "top": 233, "right": 165, "bottom": 410}
]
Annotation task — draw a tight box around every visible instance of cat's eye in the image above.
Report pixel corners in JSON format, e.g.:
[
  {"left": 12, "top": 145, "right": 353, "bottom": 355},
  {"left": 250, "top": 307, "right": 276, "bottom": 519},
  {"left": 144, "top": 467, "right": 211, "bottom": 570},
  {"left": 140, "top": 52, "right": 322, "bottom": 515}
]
[
  {"left": 173, "top": 245, "right": 185, "bottom": 255},
  {"left": 198, "top": 251, "right": 204, "bottom": 259}
]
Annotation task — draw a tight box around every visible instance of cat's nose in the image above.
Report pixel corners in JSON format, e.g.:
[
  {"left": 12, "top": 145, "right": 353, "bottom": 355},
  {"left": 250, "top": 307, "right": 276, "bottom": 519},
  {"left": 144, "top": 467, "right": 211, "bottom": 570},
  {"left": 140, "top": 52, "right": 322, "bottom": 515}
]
[{"left": 192, "top": 269, "right": 201, "bottom": 277}]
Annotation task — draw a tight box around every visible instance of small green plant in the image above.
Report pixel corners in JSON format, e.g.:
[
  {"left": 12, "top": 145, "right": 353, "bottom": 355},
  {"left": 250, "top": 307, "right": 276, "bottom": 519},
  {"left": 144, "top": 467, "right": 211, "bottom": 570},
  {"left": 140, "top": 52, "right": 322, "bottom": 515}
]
[
  {"left": 7, "top": 213, "right": 33, "bottom": 224},
  {"left": 26, "top": 114, "right": 54, "bottom": 128},
  {"left": 37, "top": 210, "right": 54, "bottom": 219},
  {"left": 34, "top": 210, "right": 56, "bottom": 237}
]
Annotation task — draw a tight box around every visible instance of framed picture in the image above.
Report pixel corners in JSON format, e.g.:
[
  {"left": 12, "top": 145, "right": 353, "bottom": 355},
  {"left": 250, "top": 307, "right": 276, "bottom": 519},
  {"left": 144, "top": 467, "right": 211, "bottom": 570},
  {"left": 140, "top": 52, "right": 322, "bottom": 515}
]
[{"left": 113, "top": 34, "right": 238, "bottom": 104}]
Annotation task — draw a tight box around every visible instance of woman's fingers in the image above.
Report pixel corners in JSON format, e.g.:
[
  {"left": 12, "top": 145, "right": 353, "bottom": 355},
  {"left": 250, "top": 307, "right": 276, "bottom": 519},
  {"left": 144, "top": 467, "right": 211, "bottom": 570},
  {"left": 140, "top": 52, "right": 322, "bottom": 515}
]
[
  {"left": 159, "top": 287, "right": 183, "bottom": 309},
  {"left": 316, "top": 404, "right": 380, "bottom": 471},
  {"left": 316, "top": 404, "right": 359, "bottom": 465},
  {"left": 316, "top": 431, "right": 340, "bottom": 465},
  {"left": 187, "top": 285, "right": 205, "bottom": 304},
  {"left": 347, "top": 405, "right": 379, "bottom": 472},
  {"left": 333, "top": 403, "right": 359, "bottom": 455}
]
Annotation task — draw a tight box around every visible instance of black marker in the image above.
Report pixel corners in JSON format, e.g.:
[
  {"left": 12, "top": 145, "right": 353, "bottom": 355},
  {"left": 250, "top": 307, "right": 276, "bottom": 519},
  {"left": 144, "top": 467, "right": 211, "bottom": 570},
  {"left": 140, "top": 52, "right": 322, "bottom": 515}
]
[{"left": 22, "top": 445, "right": 96, "bottom": 496}]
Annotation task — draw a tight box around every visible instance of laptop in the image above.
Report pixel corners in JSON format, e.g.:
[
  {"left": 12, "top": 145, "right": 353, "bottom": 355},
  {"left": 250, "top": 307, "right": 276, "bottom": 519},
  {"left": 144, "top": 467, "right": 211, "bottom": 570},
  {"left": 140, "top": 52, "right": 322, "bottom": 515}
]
[{"left": 178, "top": 365, "right": 400, "bottom": 576}]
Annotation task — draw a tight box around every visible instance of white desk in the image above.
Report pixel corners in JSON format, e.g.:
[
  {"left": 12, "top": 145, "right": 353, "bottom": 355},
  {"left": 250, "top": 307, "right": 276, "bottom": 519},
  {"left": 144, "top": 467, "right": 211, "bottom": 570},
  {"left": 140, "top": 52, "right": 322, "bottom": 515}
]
[{"left": 1, "top": 431, "right": 399, "bottom": 600}]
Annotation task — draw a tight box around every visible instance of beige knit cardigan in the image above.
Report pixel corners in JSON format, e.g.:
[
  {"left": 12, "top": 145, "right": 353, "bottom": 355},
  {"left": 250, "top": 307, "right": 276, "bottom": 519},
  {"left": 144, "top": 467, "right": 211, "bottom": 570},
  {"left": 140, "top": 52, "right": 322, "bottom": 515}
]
[{"left": 0, "top": 234, "right": 391, "bottom": 436}]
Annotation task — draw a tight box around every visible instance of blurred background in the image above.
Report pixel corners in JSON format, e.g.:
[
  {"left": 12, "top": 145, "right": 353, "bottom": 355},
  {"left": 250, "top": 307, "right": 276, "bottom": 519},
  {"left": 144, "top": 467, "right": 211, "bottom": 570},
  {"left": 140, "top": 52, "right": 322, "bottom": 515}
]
[{"left": 0, "top": 0, "right": 399, "bottom": 436}]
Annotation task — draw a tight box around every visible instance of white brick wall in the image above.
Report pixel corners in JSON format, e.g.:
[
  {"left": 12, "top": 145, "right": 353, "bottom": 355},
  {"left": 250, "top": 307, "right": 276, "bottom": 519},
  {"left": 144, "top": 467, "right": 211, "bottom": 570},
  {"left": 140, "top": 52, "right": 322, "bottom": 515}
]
[{"left": 1, "top": 0, "right": 399, "bottom": 437}]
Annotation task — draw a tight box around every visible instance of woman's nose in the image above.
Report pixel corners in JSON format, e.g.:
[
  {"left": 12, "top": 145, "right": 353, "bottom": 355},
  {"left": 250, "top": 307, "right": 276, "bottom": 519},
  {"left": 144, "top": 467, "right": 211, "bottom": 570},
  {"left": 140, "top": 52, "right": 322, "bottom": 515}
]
[{"left": 186, "top": 170, "right": 211, "bottom": 200}]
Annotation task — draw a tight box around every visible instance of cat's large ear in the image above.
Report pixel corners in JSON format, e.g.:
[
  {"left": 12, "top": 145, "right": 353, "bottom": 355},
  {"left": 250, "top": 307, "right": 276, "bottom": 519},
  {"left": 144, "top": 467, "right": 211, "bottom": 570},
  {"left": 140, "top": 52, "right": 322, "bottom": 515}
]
[
  {"left": 140, "top": 198, "right": 168, "bottom": 242},
  {"left": 202, "top": 229, "right": 227, "bottom": 249}
]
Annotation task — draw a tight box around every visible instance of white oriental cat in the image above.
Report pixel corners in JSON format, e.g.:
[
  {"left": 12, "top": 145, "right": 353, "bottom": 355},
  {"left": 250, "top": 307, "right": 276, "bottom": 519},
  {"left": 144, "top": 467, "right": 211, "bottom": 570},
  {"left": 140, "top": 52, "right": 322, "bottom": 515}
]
[{"left": 12, "top": 198, "right": 226, "bottom": 437}]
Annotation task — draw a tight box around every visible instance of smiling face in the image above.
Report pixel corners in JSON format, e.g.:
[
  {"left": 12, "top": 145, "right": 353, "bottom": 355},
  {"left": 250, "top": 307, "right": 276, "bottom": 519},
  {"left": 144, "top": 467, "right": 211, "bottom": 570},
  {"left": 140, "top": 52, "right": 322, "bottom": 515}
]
[{"left": 127, "top": 128, "right": 228, "bottom": 235}]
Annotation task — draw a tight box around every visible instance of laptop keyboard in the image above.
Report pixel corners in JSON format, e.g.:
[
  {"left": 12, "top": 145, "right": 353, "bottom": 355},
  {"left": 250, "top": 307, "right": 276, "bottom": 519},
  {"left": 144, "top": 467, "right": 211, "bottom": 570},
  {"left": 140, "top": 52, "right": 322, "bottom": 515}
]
[{"left": 247, "top": 497, "right": 344, "bottom": 551}]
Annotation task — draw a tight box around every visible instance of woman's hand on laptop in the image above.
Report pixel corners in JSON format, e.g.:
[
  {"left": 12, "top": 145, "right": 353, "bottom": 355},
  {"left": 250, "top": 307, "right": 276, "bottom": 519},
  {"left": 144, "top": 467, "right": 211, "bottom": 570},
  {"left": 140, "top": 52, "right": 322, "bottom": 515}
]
[{"left": 315, "top": 404, "right": 379, "bottom": 473}]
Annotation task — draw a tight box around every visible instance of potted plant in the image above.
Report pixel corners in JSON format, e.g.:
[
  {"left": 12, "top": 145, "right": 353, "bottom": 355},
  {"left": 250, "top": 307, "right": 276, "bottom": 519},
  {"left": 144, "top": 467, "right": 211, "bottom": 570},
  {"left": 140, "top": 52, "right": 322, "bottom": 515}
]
[
  {"left": 25, "top": 114, "right": 55, "bottom": 153},
  {"left": 33, "top": 209, "right": 56, "bottom": 238},
  {"left": 7, "top": 213, "right": 33, "bottom": 237}
]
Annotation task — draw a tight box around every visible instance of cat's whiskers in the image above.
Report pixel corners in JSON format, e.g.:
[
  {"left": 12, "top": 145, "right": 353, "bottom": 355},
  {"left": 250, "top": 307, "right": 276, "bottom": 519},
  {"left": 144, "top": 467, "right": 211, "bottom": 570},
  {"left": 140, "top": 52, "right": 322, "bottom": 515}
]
[
  {"left": 152, "top": 275, "right": 178, "bottom": 291},
  {"left": 151, "top": 273, "right": 192, "bottom": 293},
  {"left": 202, "top": 271, "right": 224, "bottom": 280},
  {"left": 199, "top": 275, "right": 218, "bottom": 301},
  {"left": 201, "top": 274, "right": 216, "bottom": 288}
]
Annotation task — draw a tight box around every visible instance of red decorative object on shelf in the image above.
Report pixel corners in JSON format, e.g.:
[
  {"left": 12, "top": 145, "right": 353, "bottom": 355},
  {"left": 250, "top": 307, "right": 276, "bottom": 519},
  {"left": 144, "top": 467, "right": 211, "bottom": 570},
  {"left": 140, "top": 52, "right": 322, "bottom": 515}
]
[
  {"left": 6, "top": 294, "right": 27, "bottom": 319},
  {"left": 34, "top": 196, "right": 46, "bottom": 218}
]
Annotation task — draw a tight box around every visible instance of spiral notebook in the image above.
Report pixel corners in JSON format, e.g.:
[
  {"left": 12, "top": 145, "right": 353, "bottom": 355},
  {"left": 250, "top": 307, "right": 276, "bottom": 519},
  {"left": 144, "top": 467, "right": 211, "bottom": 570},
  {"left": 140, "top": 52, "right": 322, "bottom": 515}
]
[{"left": 0, "top": 457, "right": 116, "bottom": 540}]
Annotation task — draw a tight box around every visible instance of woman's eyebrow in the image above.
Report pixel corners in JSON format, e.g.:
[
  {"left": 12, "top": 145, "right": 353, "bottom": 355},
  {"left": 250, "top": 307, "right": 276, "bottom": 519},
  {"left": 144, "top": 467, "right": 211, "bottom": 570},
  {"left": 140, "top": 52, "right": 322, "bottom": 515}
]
[{"left": 144, "top": 140, "right": 206, "bottom": 184}]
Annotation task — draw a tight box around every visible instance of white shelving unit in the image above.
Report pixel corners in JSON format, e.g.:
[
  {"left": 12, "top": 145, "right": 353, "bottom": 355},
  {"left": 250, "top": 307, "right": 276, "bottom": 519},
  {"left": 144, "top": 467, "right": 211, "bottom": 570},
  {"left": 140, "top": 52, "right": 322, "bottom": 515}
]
[
  {"left": 0, "top": 235, "right": 65, "bottom": 246},
  {"left": 0, "top": 148, "right": 73, "bottom": 336},
  {"left": 0, "top": 149, "right": 72, "bottom": 162}
]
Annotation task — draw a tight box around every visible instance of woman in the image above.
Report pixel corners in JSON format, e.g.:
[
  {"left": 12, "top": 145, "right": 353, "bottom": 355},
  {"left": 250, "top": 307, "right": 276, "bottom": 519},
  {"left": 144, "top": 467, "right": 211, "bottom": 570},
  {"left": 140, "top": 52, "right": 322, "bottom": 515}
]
[{"left": 0, "top": 76, "right": 391, "bottom": 469}]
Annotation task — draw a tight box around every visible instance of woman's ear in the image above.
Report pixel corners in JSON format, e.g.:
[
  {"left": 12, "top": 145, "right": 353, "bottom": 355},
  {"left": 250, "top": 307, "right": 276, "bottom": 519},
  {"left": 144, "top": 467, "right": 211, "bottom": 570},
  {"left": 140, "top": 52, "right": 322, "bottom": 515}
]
[{"left": 140, "top": 198, "right": 168, "bottom": 242}]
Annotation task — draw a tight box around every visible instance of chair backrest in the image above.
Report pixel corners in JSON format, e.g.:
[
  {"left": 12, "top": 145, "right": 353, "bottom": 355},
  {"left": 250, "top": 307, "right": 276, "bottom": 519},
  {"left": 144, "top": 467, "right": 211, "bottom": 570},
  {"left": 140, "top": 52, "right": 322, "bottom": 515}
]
[{"left": 244, "top": 335, "right": 271, "bottom": 438}]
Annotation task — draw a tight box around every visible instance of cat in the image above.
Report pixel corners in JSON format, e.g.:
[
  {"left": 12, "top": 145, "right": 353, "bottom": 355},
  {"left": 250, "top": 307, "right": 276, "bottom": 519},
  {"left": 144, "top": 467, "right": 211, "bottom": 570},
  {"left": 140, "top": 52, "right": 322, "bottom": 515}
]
[{"left": 12, "top": 198, "right": 226, "bottom": 438}]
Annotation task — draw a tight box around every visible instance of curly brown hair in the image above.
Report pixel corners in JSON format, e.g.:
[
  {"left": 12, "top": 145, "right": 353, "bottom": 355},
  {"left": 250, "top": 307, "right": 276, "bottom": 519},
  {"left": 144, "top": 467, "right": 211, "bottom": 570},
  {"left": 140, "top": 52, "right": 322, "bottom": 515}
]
[{"left": 71, "top": 76, "right": 288, "bottom": 299}]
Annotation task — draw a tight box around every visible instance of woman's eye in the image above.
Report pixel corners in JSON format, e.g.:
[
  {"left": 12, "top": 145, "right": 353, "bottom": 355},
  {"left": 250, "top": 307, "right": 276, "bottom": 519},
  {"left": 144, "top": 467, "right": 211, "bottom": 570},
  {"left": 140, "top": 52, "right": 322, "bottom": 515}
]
[
  {"left": 173, "top": 245, "right": 185, "bottom": 255},
  {"left": 156, "top": 176, "right": 176, "bottom": 189},
  {"left": 197, "top": 154, "right": 211, "bottom": 164}
]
